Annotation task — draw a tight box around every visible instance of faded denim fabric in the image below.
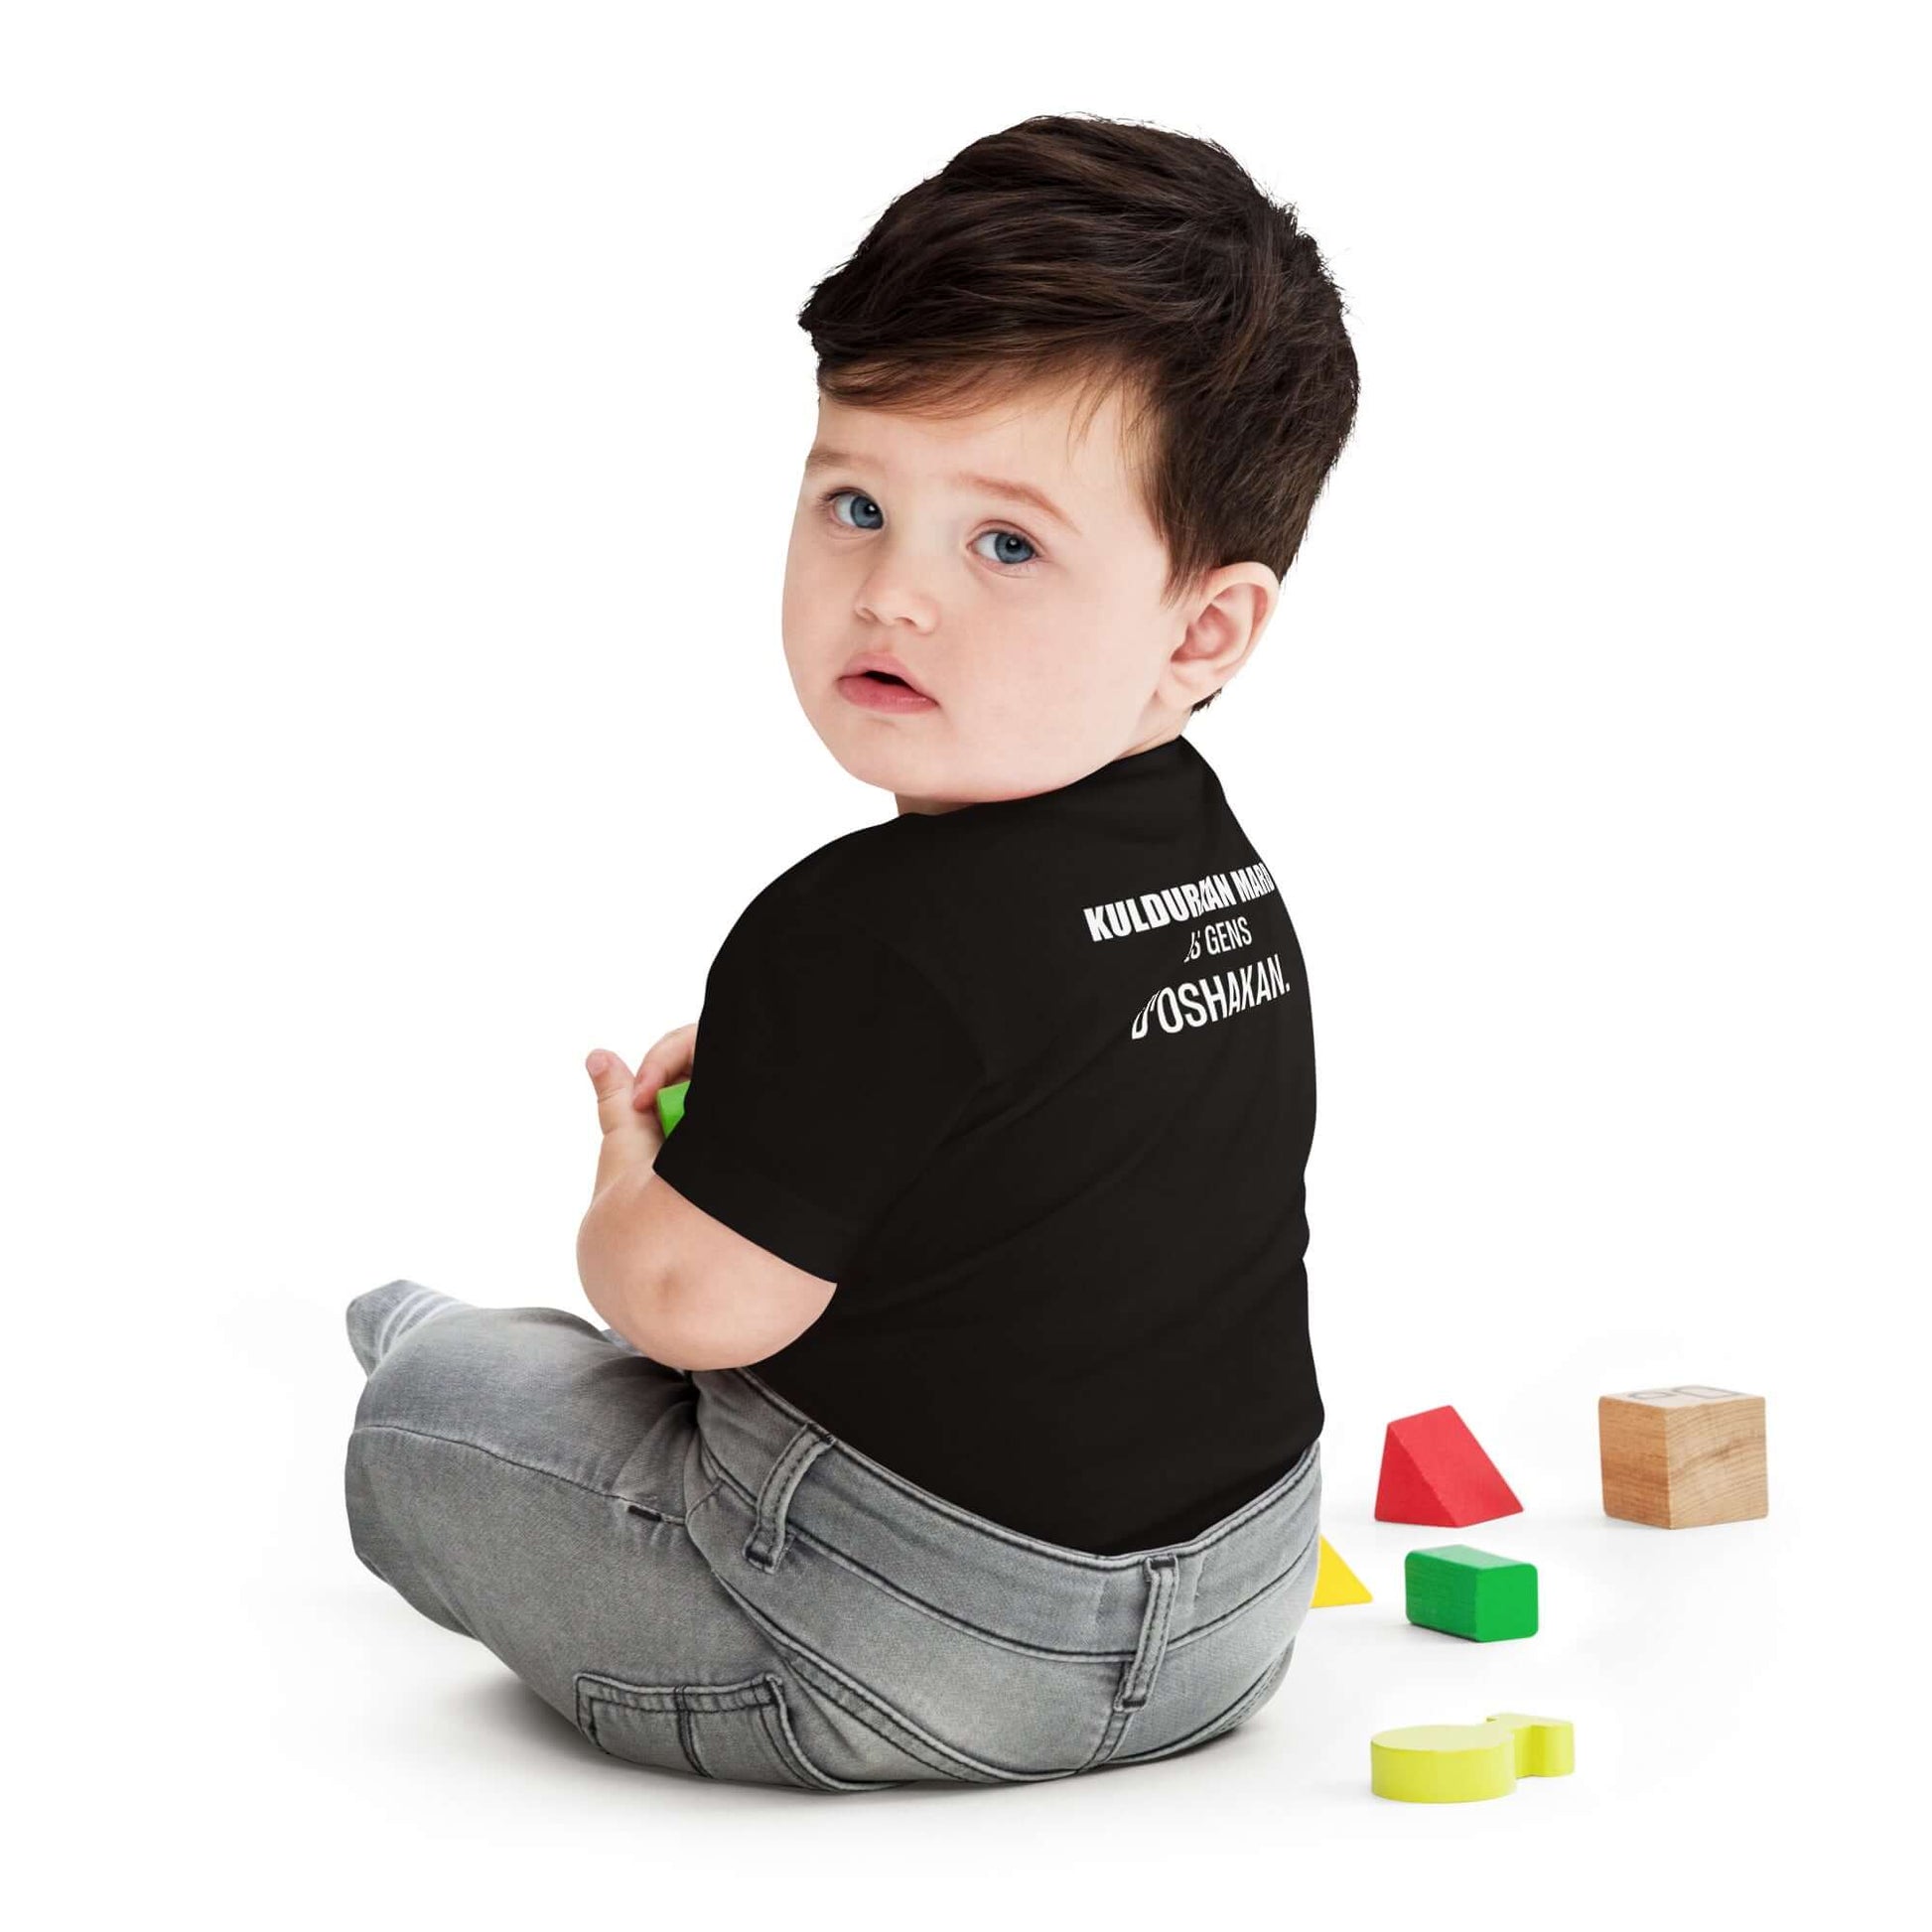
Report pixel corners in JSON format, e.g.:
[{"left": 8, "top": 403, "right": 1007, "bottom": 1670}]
[{"left": 345, "top": 1279, "right": 1321, "bottom": 1791}]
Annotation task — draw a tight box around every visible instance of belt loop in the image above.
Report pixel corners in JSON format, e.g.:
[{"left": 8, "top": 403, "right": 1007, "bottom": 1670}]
[
  {"left": 743, "top": 1422, "right": 835, "bottom": 1572},
  {"left": 1115, "top": 1553, "right": 1180, "bottom": 1712}
]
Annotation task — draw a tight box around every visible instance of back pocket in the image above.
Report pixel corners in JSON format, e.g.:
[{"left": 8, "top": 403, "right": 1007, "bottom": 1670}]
[{"left": 573, "top": 1667, "right": 880, "bottom": 1792}]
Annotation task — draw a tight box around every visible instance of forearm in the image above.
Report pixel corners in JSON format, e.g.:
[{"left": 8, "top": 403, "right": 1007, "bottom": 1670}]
[{"left": 577, "top": 1172, "right": 677, "bottom": 1351}]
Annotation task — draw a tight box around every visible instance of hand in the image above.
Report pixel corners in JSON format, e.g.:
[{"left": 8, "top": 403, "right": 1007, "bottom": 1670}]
[
  {"left": 585, "top": 1047, "right": 664, "bottom": 1203},
  {"left": 629, "top": 1023, "right": 698, "bottom": 1117}
]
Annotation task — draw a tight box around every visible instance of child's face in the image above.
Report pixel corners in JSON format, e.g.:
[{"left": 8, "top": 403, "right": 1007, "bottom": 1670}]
[{"left": 781, "top": 376, "right": 1250, "bottom": 814}]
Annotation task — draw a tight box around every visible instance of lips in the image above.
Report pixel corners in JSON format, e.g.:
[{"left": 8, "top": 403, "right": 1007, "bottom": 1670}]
[
  {"left": 837, "top": 669, "right": 938, "bottom": 714},
  {"left": 840, "top": 651, "right": 932, "bottom": 699}
]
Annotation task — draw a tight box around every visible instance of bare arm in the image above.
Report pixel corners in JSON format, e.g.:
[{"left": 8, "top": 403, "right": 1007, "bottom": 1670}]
[{"left": 579, "top": 1047, "right": 838, "bottom": 1369}]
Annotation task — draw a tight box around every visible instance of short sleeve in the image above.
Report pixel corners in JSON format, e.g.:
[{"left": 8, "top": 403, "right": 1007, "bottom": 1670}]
[{"left": 649, "top": 885, "right": 985, "bottom": 1283}]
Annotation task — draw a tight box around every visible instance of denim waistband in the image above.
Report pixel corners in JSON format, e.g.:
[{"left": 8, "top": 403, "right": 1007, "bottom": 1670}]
[{"left": 689, "top": 1365, "right": 1322, "bottom": 1655}]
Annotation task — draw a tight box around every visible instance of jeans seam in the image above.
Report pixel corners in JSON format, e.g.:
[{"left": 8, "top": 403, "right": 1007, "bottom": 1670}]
[
  {"left": 625, "top": 1501, "right": 687, "bottom": 1526},
  {"left": 1177, "top": 1521, "right": 1321, "bottom": 1643},
  {"left": 774, "top": 1668, "right": 952, "bottom": 1781},
  {"left": 699, "top": 1573, "right": 1041, "bottom": 1783},
  {"left": 700, "top": 1437, "right": 1317, "bottom": 1657},
  {"left": 699, "top": 1442, "right": 1131, "bottom": 1660},
  {"left": 574, "top": 1668, "right": 877, "bottom": 1792},
  {"left": 351, "top": 1420, "right": 661, "bottom": 1514},
  {"left": 1104, "top": 1642, "right": 1295, "bottom": 1766}
]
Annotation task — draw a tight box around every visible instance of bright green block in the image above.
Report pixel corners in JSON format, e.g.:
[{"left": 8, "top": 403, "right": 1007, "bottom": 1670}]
[
  {"left": 656, "top": 1078, "right": 689, "bottom": 1136},
  {"left": 1405, "top": 1544, "right": 1538, "bottom": 1641}
]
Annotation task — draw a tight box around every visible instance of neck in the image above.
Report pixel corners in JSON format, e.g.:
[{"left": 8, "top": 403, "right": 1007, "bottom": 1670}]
[{"left": 895, "top": 725, "right": 1184, "bottom": 816}]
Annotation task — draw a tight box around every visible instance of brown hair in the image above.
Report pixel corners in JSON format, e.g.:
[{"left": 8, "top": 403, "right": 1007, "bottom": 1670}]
[{"left": 796, "top": 113, "right": 1360, "bottom": 714}]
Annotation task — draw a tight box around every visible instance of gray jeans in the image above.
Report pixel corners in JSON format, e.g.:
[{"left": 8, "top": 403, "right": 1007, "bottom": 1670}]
[{"left": 344, "top": 1279, "right": 1322, "bottom": 1792}]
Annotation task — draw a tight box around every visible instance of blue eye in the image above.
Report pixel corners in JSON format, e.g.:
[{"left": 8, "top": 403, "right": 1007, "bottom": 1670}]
[
  {"left": 972, "top": 527, "right": 1038, "bottom": 569},
  {"left": 827, "top": 488, "right": 885, "bottom": 531}
]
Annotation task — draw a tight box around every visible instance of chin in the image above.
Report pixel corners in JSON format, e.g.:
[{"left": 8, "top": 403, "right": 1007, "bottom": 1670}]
[{"left": 810, "top": 711, "right": 924, "bottom": 790}]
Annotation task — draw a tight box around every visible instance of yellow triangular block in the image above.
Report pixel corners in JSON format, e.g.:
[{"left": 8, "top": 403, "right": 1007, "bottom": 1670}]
[{"left": 1311, "top": 1534, "right": 1372, "bottom": 1606}]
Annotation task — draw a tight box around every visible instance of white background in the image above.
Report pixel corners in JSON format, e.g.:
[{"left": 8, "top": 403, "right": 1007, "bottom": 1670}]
[{"left": 5, "top": 2, "right": 1923, "bottom": 1922}]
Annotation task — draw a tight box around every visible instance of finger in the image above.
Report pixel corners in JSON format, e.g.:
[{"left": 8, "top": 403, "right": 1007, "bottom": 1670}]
[
  {"left": 588, "top": 1048, "right": 661, "bottom": 1199},
  {"left": 586, "top": 1048, "right": 643, "bottom": 1139},
  {"left": 630, "top": 1061, "right": 688, "bottom": 1112},
  {"left": 631, "top": 1024, "right": 698, "bottom": 1108},
  {"left": 633, "top": 1023, "right": 697, "bottom": 1084}
]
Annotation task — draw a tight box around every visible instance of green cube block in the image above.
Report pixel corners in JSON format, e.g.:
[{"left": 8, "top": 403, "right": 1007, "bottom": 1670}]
[
  {"left": 1405, "top": 1544, "right": 1538, "bottom": 1641},
  {"left": 656, "top": 1078, "right": 689, "bottom": 1136}
]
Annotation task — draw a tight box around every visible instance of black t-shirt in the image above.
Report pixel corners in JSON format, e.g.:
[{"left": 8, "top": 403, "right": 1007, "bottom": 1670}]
[{"left": 650, "top": 732, "right": 1322, "bottom": 1556}]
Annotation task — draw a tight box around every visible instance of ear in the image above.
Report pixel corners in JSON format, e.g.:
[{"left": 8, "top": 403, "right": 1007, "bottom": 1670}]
[{"left": 1167, "top": 564, "right": 1281, "bottom": 707}]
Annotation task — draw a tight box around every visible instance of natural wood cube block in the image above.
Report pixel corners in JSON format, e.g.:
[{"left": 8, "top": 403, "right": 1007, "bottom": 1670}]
[{"left": 1598, "top": 1385, "right": 1767, "bottom": 1528}]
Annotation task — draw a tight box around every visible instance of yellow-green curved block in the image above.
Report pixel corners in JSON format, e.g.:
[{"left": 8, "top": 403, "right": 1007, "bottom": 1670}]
[
  {"left": 1487, "top": 1711, "right": 1575, "bottom": 1777},
  {"left": 1311, "top": 1535, "right": 1373, "bottom": 1606},
  {"left": 1371, "top": 1723, "right": 1516, "bottom": 1803},
  {"left": 656, "top": 1078, "right": 689, "bottom": 1136},
  {"left": 1370, "top": 1713, "right": 1575, "bottom": 1803}
]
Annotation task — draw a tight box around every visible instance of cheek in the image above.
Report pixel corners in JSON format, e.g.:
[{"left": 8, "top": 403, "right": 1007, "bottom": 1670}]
[
  {"left": 1027, "top": 620, "right": 1118, "bottom": 700},
  {"left": 780, "top": 538, "right": 840, "bottom": 640}
]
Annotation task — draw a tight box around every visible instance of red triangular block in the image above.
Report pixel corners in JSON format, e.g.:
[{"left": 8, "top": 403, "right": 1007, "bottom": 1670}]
[{"left": 1374, "top": 1406, "right": 1522, "bottom": 1525}]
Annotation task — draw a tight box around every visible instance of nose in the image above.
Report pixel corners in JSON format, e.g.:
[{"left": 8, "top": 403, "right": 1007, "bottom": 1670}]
[{"left": 853, "top": 555, "right": 939, "bottom": 633}]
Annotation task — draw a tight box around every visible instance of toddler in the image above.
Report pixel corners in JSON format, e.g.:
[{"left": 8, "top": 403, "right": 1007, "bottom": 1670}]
[{"left": 345, "top": 111, "right": 1359, "bottom": 1791}]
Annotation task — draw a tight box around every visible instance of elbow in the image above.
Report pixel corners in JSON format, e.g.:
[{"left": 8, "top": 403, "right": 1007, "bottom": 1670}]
[
  {"left": 608, "top": 1269, "right": 690, "bottom": 1364},
  {"left": 606, "top": 1264, "right": 778, "bottom": 1374},
  {"left": 577, "top": 1191, "right": 679, "bottom": 1357},
  {"left": 616, "top": 1268, "right": 742, "bottom": 1371}
]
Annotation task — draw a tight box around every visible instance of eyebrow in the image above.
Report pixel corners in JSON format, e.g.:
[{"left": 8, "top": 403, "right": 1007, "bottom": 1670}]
[{"left": 803, "top": 445, "right": 1081, "bottom": 536}]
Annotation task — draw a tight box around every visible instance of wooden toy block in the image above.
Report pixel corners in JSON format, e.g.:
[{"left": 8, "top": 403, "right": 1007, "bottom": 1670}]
[
  {"left": 656, "top": 1078, "right": 689, "bottom": 1137},
  {"left": 1405, "top": 1544, "right": 1538, "bottom": 1640},
  {"left": 1370, "top": 1712, "right": 1575, "bottom": 1803},
  {"left": 1375, "top": 1405, "right": 1522, "bottom": 1526},
  {"left": 1311, "top": 1535, "right": 1372, "bottom": 1606},
  {"left": 1598, "top": 1385, "right": 1767, "bottom": 1528}
]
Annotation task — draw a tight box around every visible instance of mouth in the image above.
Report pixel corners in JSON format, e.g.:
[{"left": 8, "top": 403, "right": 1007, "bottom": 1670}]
[{"left": 837, "top": 666, "right": 939, "bottom": 714}]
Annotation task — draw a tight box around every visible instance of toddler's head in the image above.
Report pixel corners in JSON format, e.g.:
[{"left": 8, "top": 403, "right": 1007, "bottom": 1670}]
[{"left": 781, "top": 113, "right": 1359, "bottom": 817}]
